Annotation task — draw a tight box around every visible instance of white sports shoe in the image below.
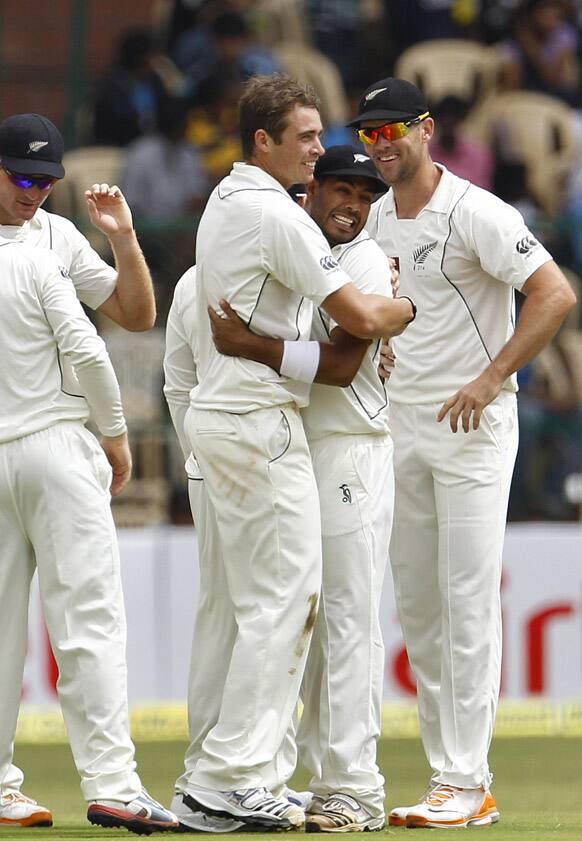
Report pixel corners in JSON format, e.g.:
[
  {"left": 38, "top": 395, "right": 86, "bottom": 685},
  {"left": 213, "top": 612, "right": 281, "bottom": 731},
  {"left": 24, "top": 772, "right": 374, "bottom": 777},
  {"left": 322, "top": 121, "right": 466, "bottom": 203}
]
[
  {"left": 170, "top": 792, "right": 244, "bottom": 833},
  {"left": 87, "top": 788, "right": 178, "bottom": 833},
  {"left": 388, "top": 784, "right": 437, "bottom": 826},
  {"left": 280, "top": 786, "right": 315, "bottom": 812},
  {"left": 405, "top": 784, "right": 500, "bottom": 828},
  {"left": 184, "top": 784, "right": 305, "bottom": 829},
  {"left": 0, "top": 790, "right": 53, "bottom": 827},
  {"left": 305, "top": 793, "right": 385, "bottom": 833}
]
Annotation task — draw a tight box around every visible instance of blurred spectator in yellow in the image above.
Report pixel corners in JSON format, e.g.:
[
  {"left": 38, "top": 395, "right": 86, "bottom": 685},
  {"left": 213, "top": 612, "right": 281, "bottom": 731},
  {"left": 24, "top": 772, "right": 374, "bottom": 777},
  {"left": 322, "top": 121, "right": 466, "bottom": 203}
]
[
  {"left": 185, "top": 73, "right": 243, "bottom": 185},
  {"left": 429, "top": 95, "right": 494, "bottom": 189},
  {"left": 500, "top": 0, "right": 580, "bottom": 106}
]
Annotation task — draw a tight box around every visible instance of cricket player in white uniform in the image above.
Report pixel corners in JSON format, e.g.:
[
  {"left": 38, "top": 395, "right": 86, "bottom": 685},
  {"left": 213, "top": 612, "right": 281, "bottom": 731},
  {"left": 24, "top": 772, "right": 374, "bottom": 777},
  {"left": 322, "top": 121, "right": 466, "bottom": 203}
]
[
  {"left": 347, "top": 77, "right": 576, "bottom": 829},
  {"left": 170, "top": 75, "right": 414, "bottom": 831},
  {"left": 0, "top": 113, "right": 158, "bottom": 828},
  {"left": 0, "top": 235, "right": 177, "bottom": 833},
  {"left": 166, "top": 146, "right": 402, "bottom": 833}
]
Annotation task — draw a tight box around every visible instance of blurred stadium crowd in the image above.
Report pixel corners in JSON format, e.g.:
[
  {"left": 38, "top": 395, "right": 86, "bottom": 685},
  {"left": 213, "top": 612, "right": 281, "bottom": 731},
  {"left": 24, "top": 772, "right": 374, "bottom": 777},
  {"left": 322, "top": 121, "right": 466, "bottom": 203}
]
[{"left": 23, "top": 0, "right": 582, "bottom": 525}]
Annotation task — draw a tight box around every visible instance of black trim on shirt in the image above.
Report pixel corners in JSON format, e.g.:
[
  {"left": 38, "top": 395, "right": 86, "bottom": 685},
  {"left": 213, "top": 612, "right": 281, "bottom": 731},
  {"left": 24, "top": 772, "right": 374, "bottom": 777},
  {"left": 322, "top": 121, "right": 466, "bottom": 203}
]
[{"left": 441, "top": 184, "right": 493, "bottom": 362}]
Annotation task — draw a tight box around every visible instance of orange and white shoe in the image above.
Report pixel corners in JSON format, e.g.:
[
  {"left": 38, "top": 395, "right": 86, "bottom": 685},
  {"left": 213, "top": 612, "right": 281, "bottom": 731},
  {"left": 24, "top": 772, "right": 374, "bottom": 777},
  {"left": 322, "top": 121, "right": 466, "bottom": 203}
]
[
  {"left": 405, "top": 785, "right": 500, "bottom": 828},
  {"left": 388, "top": 785, "right": 438, "bottom": 827},
  {"left": 0, "top": 790, "right": 53, "bottom": 827}
]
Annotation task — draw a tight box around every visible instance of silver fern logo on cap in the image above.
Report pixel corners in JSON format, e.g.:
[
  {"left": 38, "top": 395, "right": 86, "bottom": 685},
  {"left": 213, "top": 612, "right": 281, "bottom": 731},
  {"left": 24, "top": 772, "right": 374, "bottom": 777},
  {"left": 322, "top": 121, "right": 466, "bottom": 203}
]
[
  {"left": 28, "top": 141, "right": 48, "bottom": 153},
  {"left": 364, "top": 87, "right": 387, "bottom": 102}
]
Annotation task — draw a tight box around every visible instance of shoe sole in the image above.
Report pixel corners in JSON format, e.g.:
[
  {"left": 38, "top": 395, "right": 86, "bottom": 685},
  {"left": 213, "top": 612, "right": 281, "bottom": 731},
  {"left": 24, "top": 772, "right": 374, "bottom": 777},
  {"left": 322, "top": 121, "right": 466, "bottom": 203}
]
[
  {"left": 305, "top": 818, "right": 385, "bottom": 833},
  {"left": 0, "top": 813, "right": 53, "bottom": 828},
  {"left": 184, "top": 795, "right": 301, "bottom": 830},
  {"left": 87, "top": 805, "right": 178, "bottom": 836},
  {"left": 406, "top": 810, "right": 500, "bottom": 829},
  {"left": 387, "top": 815, "right": 407, "bottom": 827}
]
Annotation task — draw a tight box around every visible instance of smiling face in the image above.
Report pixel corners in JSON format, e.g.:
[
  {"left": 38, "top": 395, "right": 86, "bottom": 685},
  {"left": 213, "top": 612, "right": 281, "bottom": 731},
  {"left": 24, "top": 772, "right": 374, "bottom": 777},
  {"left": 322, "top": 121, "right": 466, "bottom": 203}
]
[
  {"left": 0, "top": 167, "right": 54, "bottom": 225},
  {"left": 254, "top": 104, "right": 325, "bottom": 189},
  {"left": 359, "top": 117, "right": 433, "bottom": 187},
  {"left": 308, "top": 175, "right": 377, "bottom": 247}
]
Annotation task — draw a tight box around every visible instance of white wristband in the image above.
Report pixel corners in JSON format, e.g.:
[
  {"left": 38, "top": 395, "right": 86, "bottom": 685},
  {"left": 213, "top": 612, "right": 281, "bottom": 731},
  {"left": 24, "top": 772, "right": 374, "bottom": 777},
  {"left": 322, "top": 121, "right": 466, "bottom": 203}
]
[{"left": 280, "top": 340, "right": 320, "bottom": 383}]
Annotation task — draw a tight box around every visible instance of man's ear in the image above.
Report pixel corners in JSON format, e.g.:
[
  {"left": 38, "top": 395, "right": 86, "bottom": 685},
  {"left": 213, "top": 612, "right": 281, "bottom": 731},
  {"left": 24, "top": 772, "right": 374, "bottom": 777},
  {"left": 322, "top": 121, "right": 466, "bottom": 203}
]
[
  {"left": 303, "top": 179, "right": 318, "bottom": 211},
  {"left": 254, "top": 128, "right": 271, "bottom": 153},
  {"left": 421, "top": 117, "right": 435, "bottom": 142}
]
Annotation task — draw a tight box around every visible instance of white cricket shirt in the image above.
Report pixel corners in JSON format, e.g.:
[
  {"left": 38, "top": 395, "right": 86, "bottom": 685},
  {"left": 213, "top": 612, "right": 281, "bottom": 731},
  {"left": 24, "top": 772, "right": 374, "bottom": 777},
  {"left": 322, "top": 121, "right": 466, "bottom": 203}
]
[
  {"left": 366, "top": 165, "right": 553, "bottom": 404},
  {"left": 1, "top": 207, "right": 118, "bottom": 310},
  {"left": 192, "top": 162, "right": 353, "bottom": 412},
  {"left": 0, "top": 235, "right": 125, "bottom": 443},
  {"left": 163, "top": 266, "right": 198, "bottom": 459},
  {"left": 302, "top": 230, "right": 392, "bottom": 440}
]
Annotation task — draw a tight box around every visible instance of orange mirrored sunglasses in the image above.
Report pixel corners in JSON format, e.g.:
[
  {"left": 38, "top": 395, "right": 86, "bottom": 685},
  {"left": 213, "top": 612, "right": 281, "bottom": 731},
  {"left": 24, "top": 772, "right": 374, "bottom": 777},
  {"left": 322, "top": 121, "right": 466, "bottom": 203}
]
[{"left": 357, "top": 112, "right": 430, "bottom": 145}]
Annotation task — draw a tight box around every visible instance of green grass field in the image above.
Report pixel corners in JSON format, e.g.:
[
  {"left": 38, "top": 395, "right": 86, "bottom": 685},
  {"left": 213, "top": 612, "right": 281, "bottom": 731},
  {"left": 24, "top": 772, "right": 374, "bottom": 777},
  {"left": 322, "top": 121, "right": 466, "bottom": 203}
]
[{"left": 4, "top": 738, "right": 581, "bottom": 840}]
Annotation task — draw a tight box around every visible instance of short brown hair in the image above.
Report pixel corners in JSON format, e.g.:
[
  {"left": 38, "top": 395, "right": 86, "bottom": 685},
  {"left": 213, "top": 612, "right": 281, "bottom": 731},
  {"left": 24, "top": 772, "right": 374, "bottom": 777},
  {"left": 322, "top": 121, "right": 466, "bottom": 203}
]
[{"left": 239, "top": 74, "right": 320, "bottom": 158}]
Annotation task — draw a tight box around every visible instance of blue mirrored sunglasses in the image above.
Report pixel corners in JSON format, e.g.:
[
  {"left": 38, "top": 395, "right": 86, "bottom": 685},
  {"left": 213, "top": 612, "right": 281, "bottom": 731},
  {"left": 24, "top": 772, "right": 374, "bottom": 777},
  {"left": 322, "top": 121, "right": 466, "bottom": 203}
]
[{"left": 3, "top": 167, "right": 56, "bottom": 190}]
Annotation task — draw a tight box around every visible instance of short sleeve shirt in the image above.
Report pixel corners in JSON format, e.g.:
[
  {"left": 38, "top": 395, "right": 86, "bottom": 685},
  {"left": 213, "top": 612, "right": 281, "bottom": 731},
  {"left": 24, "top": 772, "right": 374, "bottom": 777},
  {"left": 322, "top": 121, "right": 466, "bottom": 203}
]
[
  {"left": 302, "top": 230, "right": 393, "bottom": 439},
  {"left": 13, "top": 208, "right": 117, "bottom": 310},
  {"left": 366, "top": 165, "right": 553, "bottom": 404},
  {"left": 192, "top": 162, "right": 352, "bottom": 412}
]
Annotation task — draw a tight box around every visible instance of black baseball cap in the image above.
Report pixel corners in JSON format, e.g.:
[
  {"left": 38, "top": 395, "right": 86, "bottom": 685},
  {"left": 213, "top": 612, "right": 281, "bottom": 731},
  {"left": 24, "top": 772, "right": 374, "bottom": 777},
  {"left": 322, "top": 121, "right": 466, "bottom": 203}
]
[
  {"left": 314, "top": 145, "right": 387, "bottom": 193},
  {"left": 347, "top": 78, "right": 429, "bottom": 127},
  {"left": 0, "top": 114, "right": 65, "bottom": 179}
]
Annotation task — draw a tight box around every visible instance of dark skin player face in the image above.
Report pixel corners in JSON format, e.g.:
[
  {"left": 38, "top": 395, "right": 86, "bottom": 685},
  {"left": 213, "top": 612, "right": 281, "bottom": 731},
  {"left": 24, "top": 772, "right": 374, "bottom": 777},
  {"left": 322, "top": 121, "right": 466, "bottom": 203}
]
[{"left": 307, "top": 176, "right": 377, "bottom": 247}]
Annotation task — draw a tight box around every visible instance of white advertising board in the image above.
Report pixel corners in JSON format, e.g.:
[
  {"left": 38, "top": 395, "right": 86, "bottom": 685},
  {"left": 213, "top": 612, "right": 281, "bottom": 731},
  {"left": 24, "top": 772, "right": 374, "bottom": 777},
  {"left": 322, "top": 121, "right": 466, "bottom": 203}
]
[{"left": 22, "top": 523, "right": 582, "bottom": 706}]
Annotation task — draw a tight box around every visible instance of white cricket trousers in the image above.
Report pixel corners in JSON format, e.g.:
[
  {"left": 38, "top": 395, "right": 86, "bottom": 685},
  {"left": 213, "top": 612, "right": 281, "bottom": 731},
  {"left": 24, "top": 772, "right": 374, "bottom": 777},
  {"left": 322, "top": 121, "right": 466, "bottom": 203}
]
[
  {"left": 389, "top": 394, "right": 518, "bottom": 790},
  {"left": 175, "top": 460, "right": 299, "bottom": 796},
  {"left": 297, "top": 433, "right": 394, "bottom": 818},
  {"left": 182, "top": 405, "right": 322, "bottom": 791},
  {"left": 0, "top": 422, "right": 141, "bottom": 802},
  {"left": 175, "top": 460, "right": 237, "bottom": 792}
]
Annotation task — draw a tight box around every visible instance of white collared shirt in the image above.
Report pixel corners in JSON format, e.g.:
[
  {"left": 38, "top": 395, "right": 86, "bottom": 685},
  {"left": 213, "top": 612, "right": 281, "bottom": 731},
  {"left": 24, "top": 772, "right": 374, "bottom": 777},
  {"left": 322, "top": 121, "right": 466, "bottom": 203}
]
[
  {"left": 2, "top": 208, "right": 118, "bottom": 310},
  {"left": 192, "top": 162, "right": 352, "bottom": 412},
  {"left": 302, "top": 229, "right": 393, "bottom": 439},
  {"left": 366, "top": 164, "right": 553, "bottom": 404},
  {"left": 0, "top": 237, "right": 125, "bottom": 442}
]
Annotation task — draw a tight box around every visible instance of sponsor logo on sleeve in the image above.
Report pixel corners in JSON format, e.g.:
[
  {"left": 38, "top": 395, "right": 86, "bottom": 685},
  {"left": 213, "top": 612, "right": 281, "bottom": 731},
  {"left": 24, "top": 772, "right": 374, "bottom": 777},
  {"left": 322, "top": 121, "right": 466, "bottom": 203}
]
[
  {"left": 320, "top": 255, "right": 340, "bottom": 272},
  {"left": 59, "top": 266, "right": 70, "bottom": 278},
  {"left": 516, "top": 235, "right": 540, "bottom": 256}
]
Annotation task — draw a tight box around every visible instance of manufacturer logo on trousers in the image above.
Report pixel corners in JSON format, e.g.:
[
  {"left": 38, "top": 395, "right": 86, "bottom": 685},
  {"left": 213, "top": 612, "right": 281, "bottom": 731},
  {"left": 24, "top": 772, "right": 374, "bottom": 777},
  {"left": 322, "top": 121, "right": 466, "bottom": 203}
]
[{"left": 339, "top": 483, "right": 352, "bottom": 503}]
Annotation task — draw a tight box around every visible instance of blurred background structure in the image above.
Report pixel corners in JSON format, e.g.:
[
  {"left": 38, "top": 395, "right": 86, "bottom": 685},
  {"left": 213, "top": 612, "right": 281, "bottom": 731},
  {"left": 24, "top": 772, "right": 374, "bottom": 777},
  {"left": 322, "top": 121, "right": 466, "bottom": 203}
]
[{"left": 3, "top": 0, "right": 582, "bottom": 528}]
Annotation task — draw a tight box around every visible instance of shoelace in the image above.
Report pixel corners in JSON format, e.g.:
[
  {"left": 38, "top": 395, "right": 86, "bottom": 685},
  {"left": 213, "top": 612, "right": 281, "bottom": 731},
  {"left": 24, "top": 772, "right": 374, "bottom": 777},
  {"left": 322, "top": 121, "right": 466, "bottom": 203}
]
[
  {"left": 234, "top": 789, "right": 296, "bottom": 817},
  {"left": 425, "top": 786, "right": 459, "bottom": 807},
  {"left": 2, "top": 793, "right": 35, "bottom": 805}
]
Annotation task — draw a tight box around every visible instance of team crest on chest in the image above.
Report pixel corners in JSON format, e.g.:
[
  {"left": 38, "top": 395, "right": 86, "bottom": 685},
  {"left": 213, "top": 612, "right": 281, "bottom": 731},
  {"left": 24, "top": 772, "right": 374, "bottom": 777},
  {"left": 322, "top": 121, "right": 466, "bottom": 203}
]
[{"left": 412, "top": 240, "right": 438, "bottom": 271}]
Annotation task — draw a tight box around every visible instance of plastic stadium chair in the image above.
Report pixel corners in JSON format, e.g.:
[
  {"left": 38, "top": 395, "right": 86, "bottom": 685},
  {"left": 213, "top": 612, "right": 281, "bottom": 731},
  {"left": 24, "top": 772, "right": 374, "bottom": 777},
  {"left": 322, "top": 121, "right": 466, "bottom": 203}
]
[
  {"left": 274, "top": 42, "right": 349, "bottom": 127},
  {"left": 395, "top": 39, "right": 503, "bottom": 106},
  {"left": 465, "top": 91, "right": 577, "bottom": 215}
]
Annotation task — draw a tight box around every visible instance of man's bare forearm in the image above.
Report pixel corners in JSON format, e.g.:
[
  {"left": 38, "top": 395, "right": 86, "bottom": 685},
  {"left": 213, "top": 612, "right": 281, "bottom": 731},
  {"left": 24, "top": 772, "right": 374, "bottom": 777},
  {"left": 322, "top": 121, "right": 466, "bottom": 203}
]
[{"left": 100, "top": 231, "right": 156, "bottom": 330}]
